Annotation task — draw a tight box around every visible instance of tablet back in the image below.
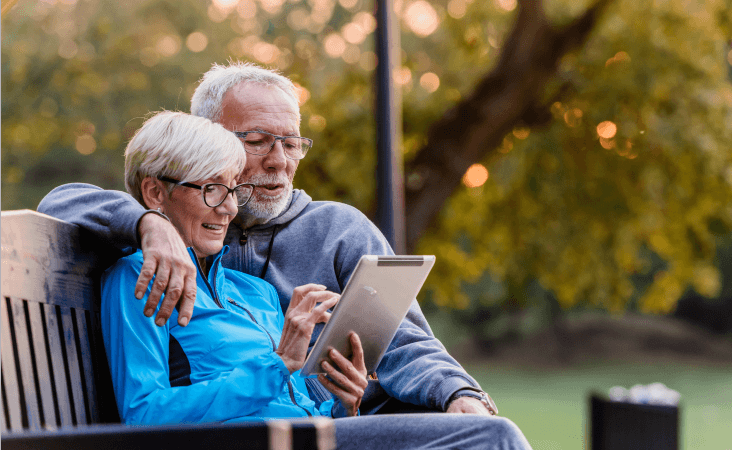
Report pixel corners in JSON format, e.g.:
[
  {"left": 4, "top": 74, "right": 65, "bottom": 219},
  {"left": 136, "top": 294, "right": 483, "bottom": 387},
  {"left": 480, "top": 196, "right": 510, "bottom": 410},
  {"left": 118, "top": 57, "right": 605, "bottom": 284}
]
[{"left": 300, "top": 255, "right": 435, "bottom": 376}]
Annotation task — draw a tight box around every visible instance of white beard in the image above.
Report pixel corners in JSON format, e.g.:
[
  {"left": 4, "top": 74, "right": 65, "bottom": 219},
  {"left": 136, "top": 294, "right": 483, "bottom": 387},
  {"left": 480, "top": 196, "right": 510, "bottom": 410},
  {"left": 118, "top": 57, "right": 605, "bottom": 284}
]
[{"left": 238, "top": 173, "right": 292, "bottom": 222}]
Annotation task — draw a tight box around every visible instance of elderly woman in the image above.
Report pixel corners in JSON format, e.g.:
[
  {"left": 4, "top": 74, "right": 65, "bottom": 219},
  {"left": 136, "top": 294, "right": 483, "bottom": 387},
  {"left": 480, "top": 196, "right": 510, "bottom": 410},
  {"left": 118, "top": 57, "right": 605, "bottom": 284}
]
[
  {"left": 102, "top": 111, "right": 532, "bottom": 450},
  {"left": 102, "top": 111, "right": 365, "bottom": 423}
]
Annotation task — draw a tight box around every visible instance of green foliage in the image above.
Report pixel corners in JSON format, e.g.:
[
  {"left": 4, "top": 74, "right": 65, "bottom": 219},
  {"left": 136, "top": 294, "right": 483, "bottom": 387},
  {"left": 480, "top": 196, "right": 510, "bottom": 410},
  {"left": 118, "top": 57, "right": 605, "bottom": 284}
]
[
  {"left": 416, "top": 0, "right": 732, "bottom": 325},
  {"left": 3, "top": 0, "right": 732, "bottom": 334}
]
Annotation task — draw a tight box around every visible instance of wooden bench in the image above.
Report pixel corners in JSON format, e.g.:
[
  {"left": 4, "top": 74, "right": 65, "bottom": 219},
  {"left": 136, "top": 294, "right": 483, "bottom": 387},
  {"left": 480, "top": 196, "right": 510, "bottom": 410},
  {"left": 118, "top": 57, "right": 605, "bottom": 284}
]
[{"left": 1, "top": 210, "right": 335, "bottom": 449}]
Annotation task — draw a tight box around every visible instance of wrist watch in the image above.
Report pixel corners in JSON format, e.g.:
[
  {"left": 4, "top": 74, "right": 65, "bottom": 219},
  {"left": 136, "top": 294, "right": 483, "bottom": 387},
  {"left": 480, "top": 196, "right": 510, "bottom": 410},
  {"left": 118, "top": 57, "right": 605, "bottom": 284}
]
[{"left": 452, "top": 390, "right": 499, "bottom": 416}]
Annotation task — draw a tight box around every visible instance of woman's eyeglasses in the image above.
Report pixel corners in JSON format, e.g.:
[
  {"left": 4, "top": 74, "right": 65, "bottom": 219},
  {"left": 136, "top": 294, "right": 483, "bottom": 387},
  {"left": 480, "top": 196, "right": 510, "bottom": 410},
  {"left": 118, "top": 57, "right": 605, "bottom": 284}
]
[{"left": 158, "top": 176, "right": 254, "bottom": 208}]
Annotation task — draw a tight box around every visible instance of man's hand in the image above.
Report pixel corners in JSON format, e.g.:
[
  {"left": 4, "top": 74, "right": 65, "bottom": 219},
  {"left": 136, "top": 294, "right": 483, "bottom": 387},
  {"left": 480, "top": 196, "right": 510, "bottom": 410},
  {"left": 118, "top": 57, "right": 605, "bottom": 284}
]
[
  {"left": 136, "top": 212, "right": 197, "bottom": 327},
  {"left": 276, "top": 284, "right": 340, "bottom": 373},
  {"left": 318, "top": 332, "right": 368, "bottom": 417},
  {"left": 446, "top": 396, "right": 495, "bottom": 416}
]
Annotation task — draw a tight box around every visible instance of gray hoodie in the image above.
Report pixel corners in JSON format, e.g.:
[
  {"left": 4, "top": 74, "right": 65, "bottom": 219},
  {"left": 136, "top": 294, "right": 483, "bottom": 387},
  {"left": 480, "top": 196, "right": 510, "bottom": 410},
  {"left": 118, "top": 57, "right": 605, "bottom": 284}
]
[{"left": 38, "top": 184, "right": 481, "bottom": 414}]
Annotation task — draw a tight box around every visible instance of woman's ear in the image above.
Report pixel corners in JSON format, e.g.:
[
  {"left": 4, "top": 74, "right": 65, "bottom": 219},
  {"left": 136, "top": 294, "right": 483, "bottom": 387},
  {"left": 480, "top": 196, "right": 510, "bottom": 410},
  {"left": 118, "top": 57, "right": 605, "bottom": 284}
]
[{"left": 140, "top": 177, "right": 166, "bottom": 210}]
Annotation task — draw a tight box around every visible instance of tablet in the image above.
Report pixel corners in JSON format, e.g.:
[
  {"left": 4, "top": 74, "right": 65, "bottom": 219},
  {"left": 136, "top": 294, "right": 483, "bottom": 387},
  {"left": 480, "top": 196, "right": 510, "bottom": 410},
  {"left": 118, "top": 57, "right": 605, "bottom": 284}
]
[{"left": 300, "top": 255, "right": 435, "bottom": 376}]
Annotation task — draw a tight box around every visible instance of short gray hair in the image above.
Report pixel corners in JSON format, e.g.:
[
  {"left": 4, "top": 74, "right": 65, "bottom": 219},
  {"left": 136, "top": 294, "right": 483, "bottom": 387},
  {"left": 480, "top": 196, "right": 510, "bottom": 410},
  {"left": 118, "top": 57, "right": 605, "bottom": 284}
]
[
  {"left": 190, "top": 61, "right": 300, "bottom": 124},
  {"left": 124, "top": 111, "right": 246, "bottom": 207}
]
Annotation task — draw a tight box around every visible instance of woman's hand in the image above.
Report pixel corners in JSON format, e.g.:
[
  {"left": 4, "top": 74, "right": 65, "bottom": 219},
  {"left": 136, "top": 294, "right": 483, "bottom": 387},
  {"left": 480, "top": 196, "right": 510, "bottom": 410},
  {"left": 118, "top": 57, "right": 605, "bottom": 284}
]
[
  {"left": 276, "top": 284, "right": 339, "bottom": 374},
  {"left": 318, "top": 332, "right": 368, "bottom": 417}
]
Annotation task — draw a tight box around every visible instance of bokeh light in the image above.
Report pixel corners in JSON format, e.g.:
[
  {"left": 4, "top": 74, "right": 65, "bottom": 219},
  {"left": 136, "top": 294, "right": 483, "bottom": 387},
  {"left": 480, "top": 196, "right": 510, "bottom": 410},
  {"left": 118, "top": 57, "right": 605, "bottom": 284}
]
[
  {"left": 394, "top": 67, "right": 412, "bottom": 85},
  {"left": 293, "top": 82, "right": 311, "bottom": 105},
  {"left": 186, "top": 32, "right": 208, "bottom": 53},
  {"left": 447, "top": 0, "right": 467, "bottom": 19},
  {"left": 599, "top": 137, "right": 616, "bottom": 149},
  {"left": 496, "top": 0, "right": 517, "bottom": 12},
  {"left": 309, "top": 114, "right": 327, "bottom": 132},
  {"left": 338, "top": 0, "right": 359, "bottom": 9},
  {"left": 252, "top": 42, "right": 279, "bottom": 64},
  {"left": 596, "top": 121, "right": 617, "bottom": 139},
  {"left": 353, "top": 12, "right": 376, "bottom": 34},
  {"left": 404, "top": 1, "right": 440, "bottom": 37},
  {"left": 237, "top": 0, "right": 257, "bottom": 19},
  {"left": 462, "top": 163, "right": 489, "bottom": 188},
  {"left": 156, "top": 35, "right": 181, "bottom": 57},
  {"left": 324, "top": 33, "right": 346, "bottom": 58},
  {"left": 342, "top": 22, "right": 367, "bottom": 44},
  {"left": 260, "top": 0, "right": 286, "bottom": 15},
  {"left": 342, "top": 44, "right": 361, "bottom": 64},
  {"left": 419, "top": 72, "right": 440, "bottom": 93},
  {"left": 563, "top": 108, "right": 583, "bottom": 127},
  {"left": 513, "top": 128, "right": 530, "bottom": 140},
  {"left": 75, "top": 135, "right": 97, "bottom": 155}
]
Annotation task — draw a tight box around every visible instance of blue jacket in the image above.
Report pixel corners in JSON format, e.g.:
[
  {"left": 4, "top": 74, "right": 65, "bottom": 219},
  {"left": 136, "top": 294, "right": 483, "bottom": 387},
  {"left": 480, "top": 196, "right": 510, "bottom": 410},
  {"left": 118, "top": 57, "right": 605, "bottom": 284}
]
[
  {"left": 101, "top": 247, "right": 334, "bottom": 424},
  {"left": 40, "top": 184, "right": 481, "bottom": 413}
]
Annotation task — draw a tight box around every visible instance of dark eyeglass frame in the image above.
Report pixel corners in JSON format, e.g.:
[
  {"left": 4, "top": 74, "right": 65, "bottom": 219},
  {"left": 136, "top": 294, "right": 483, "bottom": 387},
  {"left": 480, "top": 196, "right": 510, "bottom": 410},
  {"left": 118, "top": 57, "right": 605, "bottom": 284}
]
[
  {"left": 157, "top": 176, "right": 254, "bottom": 208},
  {"left": 233, "top": 130, "right": 313, "bottom": 160}
]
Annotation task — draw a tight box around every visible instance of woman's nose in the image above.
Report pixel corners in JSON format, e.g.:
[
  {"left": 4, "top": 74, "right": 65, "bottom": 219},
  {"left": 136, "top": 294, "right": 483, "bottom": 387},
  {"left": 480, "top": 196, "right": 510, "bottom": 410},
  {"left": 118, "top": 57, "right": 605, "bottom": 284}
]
[{"left": 216, "top": 191, "right": 239, "bottom": 216}]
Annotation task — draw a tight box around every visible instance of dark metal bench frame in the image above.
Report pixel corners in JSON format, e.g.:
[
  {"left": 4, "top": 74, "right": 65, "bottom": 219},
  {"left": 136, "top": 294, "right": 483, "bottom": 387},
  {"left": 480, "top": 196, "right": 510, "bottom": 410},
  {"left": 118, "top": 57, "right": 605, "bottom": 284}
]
[{"left": 1, "top": 210, "right": 335, "bottom": 449}]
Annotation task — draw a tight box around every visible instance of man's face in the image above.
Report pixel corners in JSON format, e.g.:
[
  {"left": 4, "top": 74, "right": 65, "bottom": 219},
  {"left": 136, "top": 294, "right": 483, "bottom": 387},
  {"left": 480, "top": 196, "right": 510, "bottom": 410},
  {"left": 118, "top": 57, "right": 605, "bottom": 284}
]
[{"left": 219, "top": 82, "right": 300, "bottom": 221}]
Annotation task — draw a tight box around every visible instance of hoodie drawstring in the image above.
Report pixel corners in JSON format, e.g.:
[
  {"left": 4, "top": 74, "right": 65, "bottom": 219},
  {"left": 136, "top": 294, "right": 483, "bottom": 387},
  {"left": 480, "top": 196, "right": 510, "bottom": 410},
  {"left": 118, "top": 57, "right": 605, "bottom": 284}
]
[{"left": 259, "top": 225, "right": 278, "bottom": 279}]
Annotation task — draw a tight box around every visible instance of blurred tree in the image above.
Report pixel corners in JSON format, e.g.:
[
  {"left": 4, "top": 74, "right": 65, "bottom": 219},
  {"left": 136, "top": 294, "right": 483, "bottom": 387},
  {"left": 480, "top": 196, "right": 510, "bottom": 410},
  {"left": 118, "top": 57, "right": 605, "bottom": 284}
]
[{"left": 3, "top": 0, "right": 732, "bottom": 340}]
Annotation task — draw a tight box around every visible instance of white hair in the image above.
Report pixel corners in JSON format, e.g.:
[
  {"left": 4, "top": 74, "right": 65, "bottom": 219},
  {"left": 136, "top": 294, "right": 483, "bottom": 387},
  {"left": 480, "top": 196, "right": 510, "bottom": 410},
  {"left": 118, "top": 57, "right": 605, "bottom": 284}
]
[
  {"left": 190, "top": 61, "right": 300, "bottom": 124},
  {"left": 124, "top": 111, "right": 245, "bottom": 207}
]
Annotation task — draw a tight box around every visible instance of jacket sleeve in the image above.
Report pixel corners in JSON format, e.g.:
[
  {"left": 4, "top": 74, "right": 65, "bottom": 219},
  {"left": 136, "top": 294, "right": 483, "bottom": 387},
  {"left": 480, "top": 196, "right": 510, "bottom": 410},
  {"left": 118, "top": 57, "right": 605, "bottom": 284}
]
[
  {"left": 37, "top": 183, "right": 147, "bottom": 250},
  {"left": 101, "top": 258, "right": 291, "bottom": 425},
  {"left": 337, "top": 213, "right": 482, "bottom": 412}
]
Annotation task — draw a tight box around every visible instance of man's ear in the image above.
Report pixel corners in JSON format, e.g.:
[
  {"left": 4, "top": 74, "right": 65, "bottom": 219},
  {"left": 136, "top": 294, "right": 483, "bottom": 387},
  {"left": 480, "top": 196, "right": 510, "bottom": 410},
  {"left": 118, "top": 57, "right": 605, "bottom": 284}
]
[{"left": 140, "top": 177, "right": 166, "bottom": 210}]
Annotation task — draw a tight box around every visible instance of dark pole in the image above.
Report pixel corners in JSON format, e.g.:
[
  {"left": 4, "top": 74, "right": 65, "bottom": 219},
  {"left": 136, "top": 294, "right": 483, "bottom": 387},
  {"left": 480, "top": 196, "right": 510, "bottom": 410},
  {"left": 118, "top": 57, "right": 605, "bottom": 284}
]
[{"left": 375, "top": 0, "right": 406, "bottom": 254}]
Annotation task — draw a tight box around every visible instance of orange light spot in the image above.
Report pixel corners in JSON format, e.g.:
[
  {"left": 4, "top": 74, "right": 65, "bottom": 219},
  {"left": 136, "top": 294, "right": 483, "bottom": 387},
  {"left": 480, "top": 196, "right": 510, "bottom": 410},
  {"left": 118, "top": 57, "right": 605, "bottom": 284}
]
[
  {"left": 293, "top": 83, "right": 310, "bottom": 106},
  {"left": 599, "top": 137, "right": 615, "bottom": 149},
  {"left": 394, "top": 67, "right": 412, "bottom": 85},
  {"left": 186, "top": 32, "right": 208, "bottom": 53},
  {"left": 419, "top": 72, "right": 440, "bottom": 93},
  {"left": 496, "top": 0, "right": 517, "bottom": 11},
  {"left": 597, "top": 121, "right": 617, "bottom": 139},
  {"left": 404, "top": 1, "right": 440, "bottom": 37},
  {"left": 76, "top": 135, "right": 97, "bottom": 155},
  {"left": 462, "top": 164, "right": 489, "bottom": 188},
  {"left": 324, "top": 33, "right": 346, "bottom": 58},
  {"left": 563, "top": 108, "right": 583, "bottom": 127},
  {"left": 512, "top": 128, "right": 530, "bottom": 140},
  {"left": 499, "top": 136, "right": 513, "bottom": 153}
]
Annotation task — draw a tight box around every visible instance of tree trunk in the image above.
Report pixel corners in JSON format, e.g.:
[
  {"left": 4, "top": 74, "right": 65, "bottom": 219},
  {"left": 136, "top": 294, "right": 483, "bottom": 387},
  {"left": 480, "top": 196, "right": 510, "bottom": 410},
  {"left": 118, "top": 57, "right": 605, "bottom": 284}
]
[{"left": 404, "top": 0, "right": 613, "bottom": 253}]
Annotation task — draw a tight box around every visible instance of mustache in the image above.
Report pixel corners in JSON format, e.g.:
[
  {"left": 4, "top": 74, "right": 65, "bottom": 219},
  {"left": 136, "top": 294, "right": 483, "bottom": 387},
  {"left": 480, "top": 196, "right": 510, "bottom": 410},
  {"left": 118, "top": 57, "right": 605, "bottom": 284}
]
[{"left": 242, "top": 173, "right": 291, "bottom": 187}]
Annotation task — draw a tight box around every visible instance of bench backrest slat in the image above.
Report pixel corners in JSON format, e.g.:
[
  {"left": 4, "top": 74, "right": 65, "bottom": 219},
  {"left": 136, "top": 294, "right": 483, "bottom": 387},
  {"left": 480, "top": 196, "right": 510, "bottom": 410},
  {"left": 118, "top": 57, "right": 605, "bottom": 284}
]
[
  {"left": 42, "top": 302, "right": 75, "bottom": 426},
  {"left": 26, "top": 300, "right": 58, "bottom": 429},
  {"left": 1, "top": 297, "right": 24, "bottom": 431}
]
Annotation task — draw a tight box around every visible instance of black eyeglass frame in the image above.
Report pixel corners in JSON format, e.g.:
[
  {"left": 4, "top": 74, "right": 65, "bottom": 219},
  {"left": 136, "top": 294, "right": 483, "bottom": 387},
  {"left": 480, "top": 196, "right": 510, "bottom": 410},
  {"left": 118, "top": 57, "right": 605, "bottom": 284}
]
[
  {"left": 157, "top": 176, "right": 255, "bottom": 208},
  {"left": 233, "top": 130, "right": 313, "bottom": 160}
]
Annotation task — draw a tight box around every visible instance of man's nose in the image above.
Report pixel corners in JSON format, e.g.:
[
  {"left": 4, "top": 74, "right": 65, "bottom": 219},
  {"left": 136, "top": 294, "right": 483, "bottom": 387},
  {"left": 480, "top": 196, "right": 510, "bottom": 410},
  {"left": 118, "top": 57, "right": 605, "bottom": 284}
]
[{"left": 261, "top": 139, "right": 288, "bottom": 171}]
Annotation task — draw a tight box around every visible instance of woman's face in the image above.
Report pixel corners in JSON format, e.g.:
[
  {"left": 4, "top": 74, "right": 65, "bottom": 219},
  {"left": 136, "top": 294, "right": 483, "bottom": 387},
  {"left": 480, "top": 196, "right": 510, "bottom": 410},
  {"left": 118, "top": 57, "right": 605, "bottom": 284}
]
[{"left": 160, "top": 167, "right": 240, "bottom": 258}]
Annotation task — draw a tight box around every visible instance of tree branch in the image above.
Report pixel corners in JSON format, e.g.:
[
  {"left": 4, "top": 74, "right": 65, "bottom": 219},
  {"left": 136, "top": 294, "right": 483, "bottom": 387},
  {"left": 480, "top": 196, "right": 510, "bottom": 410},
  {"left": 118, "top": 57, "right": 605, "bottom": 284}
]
[{"left": 404, "top": 0, "right": 613, "bottom": 252}]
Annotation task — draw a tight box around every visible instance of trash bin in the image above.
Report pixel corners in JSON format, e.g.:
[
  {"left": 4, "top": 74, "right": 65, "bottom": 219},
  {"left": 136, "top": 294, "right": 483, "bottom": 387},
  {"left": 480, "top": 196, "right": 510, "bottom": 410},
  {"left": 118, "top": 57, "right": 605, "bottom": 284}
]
[{"left": 590, "top": 394, "right": 679, "bottom": 450}]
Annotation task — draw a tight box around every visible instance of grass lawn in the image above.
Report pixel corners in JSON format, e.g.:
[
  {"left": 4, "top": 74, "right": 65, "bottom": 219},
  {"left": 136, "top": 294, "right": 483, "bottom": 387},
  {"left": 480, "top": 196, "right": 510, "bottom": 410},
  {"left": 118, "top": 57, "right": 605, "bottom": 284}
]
[
  {"left": 427, "top": 311, "right": 732, "bottom": 449},
  {"left": 462, "top": 361, "right": 732, "bottom": 450}
]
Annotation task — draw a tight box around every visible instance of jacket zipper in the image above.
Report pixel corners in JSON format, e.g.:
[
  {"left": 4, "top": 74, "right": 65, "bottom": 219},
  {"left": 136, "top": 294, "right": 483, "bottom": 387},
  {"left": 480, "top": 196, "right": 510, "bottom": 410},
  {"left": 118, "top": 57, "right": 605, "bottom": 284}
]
[
  {"left": 227, "top": 298, "right": 313, "bottom": 417},
  {"left": 194, "top": 256, "right": 223, "bottom": 308}
]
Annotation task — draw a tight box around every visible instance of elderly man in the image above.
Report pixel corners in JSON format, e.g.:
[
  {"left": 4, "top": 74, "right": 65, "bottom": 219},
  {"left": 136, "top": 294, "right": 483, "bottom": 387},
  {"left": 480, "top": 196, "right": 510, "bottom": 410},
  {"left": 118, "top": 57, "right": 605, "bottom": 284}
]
[{"left": 38, "top": 62, "right": 496, "bottom": 417}]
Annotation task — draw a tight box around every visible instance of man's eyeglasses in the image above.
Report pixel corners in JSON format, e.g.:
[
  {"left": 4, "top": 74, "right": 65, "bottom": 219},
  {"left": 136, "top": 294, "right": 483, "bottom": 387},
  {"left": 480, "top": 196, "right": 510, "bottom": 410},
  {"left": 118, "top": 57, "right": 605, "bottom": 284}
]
[
  {"left": 233, "top": 131, "right": 312, "bottom": 160},
  {"left": 158, "top": 176, "right": 254, "bottom": 208}
]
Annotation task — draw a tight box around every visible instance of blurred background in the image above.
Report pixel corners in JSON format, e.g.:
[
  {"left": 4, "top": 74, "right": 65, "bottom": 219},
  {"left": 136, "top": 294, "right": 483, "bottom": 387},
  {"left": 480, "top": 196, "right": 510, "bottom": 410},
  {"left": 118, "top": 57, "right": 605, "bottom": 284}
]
[{"left": 2, "top": 0, "right": 732, "bottom": 447}]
